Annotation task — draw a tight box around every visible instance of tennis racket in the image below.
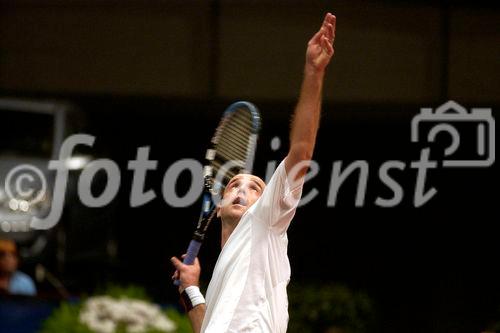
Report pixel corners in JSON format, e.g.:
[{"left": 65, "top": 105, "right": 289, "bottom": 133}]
[{"left": 174, "top": 101, "right": 261, "bottom": 285}]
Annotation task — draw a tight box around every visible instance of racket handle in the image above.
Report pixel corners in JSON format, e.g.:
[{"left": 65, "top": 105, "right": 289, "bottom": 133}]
[
  {"left": 184, "top": 240, "right": 202, "bottom": 265},
  {"left": 173, "top": 240, "right": 202, "bottom": 287}
]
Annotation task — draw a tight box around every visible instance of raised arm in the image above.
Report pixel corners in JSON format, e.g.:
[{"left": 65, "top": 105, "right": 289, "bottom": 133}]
[{"left": 286, "top": 13, "right": 336, "bottom": 180}]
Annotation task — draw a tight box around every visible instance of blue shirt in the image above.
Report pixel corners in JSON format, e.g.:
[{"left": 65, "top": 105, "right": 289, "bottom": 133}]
[{"left": 8, "top": 271, "right": 37, "bottom": 296}]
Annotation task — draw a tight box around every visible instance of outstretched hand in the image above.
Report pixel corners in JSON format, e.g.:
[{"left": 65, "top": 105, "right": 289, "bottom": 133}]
[{"left": 306, "top": 12, "right": 336, "bottom": 74}]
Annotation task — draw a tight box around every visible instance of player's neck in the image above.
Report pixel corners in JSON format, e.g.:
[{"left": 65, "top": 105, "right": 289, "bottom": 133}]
[{"left": 220, "top": 219, "right": 238, "bottom": 249}]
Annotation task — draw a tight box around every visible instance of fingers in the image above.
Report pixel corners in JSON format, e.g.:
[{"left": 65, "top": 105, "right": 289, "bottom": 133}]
[
  {"left": 324, "top": 13, "right": 336, "bottom": 41},
  {"left": 170, "top": 256, "right": 183, "bottom": 270},
  {"left": 322, "top": 13, "right": 330, "bottom": 27},
  {"left": 311, "top": 13, "right": 332, "bottom": 45},
  {"left": 311, "top": 13, "right": 336, "bottom": 47},
  {"left": 171, "top": 255, "right": 200, "bottom": 269},
  {"left": 322, "top": 13, "right": 335, "bottom": 29},
  {"left": 322, "top": 36, "right": 334, "bottom": 56},
  {"left": 322, "top": 13, "right": 335, "bottom": 56},
  {"left": 330, "top": 14, "right": 336, "bottom": 36},
  {"left": 325, "top": 23, "right": 334, "bottom": 42},
  {"left": 309, "top": 27, "right": 324, "bottom": 45},
  {"left": 325, "top": 12, "right": 335, "bottom": 24}
]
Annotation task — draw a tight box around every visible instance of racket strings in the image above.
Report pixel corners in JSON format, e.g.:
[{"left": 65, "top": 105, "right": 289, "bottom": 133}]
[
  {"left": 211, "top": 109, "right": 255, "bottom": 185},
  {"left": 217, "top": 137, "right": 247, "bottom": 161},
  {"left": 213, "top": 109, "right": 253, "bottom": 143},
  {"left": 212, "top": 111, "right": 252, "bottom": 143},
  {"left": 211, "top": 161, "right": 238, "bottom": 184},
  {"left": 216, "top": 111, "right": 252, "bottom": 160}
]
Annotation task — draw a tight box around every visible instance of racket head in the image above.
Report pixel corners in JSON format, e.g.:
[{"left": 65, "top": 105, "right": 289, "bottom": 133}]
[
  {"left": 191, "top": 101, "right": 261, "bottom": 242},
  {"left": 207, "top": 101, "right": 261, "bottom": 190}
]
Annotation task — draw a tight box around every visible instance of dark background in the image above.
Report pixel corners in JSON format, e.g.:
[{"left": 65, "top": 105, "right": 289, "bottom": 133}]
[{"left": 1, "top": 1, "right": 499, "bottom": 332}]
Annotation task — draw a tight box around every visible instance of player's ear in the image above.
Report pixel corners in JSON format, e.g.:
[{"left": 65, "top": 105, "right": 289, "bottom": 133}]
[{"left": 216, "top": 203, "right": 221, "bottom": 218}]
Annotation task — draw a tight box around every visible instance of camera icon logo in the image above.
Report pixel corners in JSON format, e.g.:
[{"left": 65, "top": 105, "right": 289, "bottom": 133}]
[{"left": 411, "top": 100, "right": 495, "bottom": 167}]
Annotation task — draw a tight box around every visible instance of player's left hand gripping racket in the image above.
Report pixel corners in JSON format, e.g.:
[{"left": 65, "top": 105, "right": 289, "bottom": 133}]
[{"left": 174, "top": 101, "right": 261, "bottom": 286}]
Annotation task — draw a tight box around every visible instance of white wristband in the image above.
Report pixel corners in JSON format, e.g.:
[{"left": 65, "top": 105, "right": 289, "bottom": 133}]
[{"left": 184, "top": 286, "right": 206, "bottom": 308}]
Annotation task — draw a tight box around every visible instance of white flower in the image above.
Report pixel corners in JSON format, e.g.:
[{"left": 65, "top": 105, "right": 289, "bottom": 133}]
[
  {"left": 152, "top": 316, "right": 177, "bottom": 332},
  {"left": 79, "top": 296, "right": 177, "bottom": 333}
]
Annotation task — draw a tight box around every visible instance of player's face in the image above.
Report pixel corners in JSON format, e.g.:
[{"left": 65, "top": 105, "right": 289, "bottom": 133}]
[{"left": 218, "top": 174, "right": 266, "bottom": 222}]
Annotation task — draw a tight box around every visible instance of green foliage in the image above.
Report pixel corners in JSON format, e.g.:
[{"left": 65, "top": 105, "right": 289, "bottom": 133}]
[
  {"left": 39, "top": 286, "right": 191, "bottom": 333},
  {"left": 101, "top": 285, "right": 151, "bottom": 301},
  {"left": 41, "top": 302, "right": 93, "bottom": 333},
  {"left": 287, "top": 283, "right": 376, "bottom": 333},
  {"left": 164, "top": 309, "right": 192, "bottom": 333}
]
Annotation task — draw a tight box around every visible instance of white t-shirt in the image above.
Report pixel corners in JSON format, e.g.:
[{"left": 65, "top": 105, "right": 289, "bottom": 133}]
[{"left": 201, "top": 159, "right": 303, "bottom": 333}]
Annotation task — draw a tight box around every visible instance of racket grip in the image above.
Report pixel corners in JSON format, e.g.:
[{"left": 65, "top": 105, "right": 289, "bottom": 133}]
[
  {"left": 184, "top": 240, "right": 202, "bottom": 265},
  {"left": 173, "top": 240, "right": 202, "bottom": 287}
]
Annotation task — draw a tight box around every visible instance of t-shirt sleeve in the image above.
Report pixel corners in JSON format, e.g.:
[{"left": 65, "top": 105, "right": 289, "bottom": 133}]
[
  {"left": 250, "top": 158, "right": 303, "bottom": 234},
  {"left": 9, "top": 272, "right": 37, "bottom": 296}
]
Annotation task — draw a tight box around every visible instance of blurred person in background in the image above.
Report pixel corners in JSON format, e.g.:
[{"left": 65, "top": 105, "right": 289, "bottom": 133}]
[{"left": 0, "top": 238, "right": 37, "bottom": 296}]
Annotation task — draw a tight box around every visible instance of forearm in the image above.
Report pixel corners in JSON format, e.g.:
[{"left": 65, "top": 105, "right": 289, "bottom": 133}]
[
  {"left": 187, "top": 304, "right": 206, "bottom": 333},
  {"left": 286, "top": 68, "right": 325, "bottom": 177},
  {"left": 286, "top": 12, "right": 335, "bottom": 178},
  {"left": 290, "top": 67, "right": 325, "bottom": 157}
]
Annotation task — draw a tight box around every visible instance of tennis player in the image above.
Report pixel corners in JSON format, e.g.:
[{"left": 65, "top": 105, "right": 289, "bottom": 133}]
[{"left": 171, "top": 12, "right": 336, "bottom": 333}]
